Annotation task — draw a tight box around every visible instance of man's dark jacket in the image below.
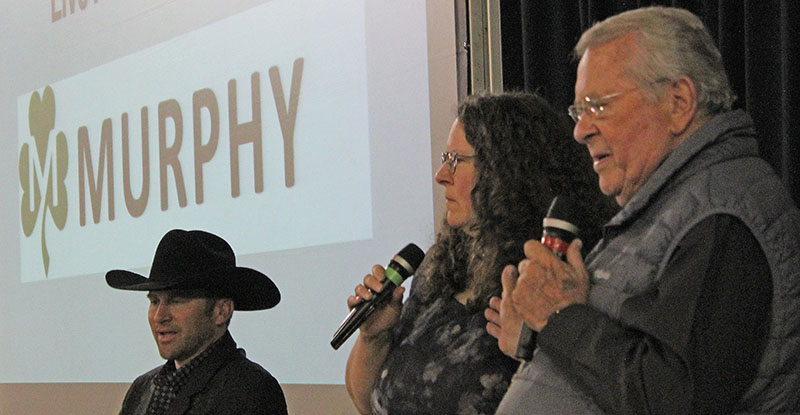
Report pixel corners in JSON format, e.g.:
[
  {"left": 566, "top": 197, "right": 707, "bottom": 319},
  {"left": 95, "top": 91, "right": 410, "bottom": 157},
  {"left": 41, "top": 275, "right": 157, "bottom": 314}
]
[{"left": 119, "top": 332, "right": 287, "bottom": 415}]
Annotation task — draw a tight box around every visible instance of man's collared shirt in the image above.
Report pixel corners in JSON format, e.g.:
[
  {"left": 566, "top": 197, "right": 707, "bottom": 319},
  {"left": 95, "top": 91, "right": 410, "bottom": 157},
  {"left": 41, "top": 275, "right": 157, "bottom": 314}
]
[{"left": 146, "top": 334, "right": 226, "bottom": 415}]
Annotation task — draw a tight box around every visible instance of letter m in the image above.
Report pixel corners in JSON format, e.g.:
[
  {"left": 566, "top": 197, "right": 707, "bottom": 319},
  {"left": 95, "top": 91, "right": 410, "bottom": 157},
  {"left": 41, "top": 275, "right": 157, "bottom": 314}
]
[{"left": 78, "top": 119, "right": 115, "bottom": 225}]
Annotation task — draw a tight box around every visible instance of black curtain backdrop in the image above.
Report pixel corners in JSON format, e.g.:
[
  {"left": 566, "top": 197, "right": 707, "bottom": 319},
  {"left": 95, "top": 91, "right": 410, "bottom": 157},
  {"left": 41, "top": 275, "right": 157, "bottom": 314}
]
[{"left": 501, "top": 1, "right": 799, "bottom": 205}]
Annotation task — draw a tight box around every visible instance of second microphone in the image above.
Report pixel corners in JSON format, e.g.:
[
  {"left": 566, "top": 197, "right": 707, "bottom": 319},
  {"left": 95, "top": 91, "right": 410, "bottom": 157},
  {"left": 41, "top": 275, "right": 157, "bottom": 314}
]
[{"left": 330, "top": 243, "right": 425, "bottom": 350}]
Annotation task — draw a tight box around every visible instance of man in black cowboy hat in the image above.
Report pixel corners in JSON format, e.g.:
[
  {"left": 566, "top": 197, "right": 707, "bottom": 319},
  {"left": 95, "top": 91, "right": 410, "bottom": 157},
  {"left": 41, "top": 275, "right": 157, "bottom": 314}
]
[{"left": 107, "top": 229, "right": 287, "bottom": 415}]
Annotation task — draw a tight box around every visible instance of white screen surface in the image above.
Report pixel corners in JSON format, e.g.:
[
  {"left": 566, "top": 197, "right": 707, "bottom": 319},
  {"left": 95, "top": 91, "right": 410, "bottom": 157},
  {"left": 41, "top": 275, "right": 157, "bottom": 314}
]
[{"left": 0, "top": 0, "right": 443, "bottom": 384}]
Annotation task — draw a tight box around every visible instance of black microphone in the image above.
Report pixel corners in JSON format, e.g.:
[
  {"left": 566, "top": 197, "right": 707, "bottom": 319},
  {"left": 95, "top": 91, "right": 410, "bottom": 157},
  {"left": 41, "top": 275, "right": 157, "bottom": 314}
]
[
  {"left": 514, "top": 196, "right": 579, "bottom": 360},
  {"left": 330, "top": 243, "right": 425, "bottom": 350}
]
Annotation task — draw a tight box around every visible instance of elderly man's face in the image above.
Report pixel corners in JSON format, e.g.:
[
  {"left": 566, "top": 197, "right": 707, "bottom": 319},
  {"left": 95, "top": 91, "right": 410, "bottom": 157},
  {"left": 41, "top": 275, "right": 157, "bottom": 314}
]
[{"left": 572, "top": 34, "right": 676, "bottom": 206}]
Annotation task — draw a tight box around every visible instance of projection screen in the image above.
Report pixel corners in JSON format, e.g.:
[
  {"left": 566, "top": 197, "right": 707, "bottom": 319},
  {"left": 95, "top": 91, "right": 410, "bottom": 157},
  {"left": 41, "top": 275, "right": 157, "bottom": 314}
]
[{"left": 0, "top": 0, "right": 454, "bottom": 386}]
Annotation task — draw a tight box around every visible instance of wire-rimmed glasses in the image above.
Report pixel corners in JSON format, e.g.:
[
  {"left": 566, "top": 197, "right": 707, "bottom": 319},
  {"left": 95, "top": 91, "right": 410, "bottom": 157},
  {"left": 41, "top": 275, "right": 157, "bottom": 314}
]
[
  {"left": 567, "top": 89, "right": 632, "bottom": 123},
  {"left": 440, "top": 151, "right": 475, "bottom": 174},
  {"left": 568, "top": 80, "right": 671, "bottom": 123}
]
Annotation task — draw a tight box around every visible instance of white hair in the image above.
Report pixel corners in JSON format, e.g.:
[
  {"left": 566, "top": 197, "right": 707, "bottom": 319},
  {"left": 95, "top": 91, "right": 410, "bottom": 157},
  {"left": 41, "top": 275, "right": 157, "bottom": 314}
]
[{"left": 575, "top": 6, "right": 735, "bottom": 116}]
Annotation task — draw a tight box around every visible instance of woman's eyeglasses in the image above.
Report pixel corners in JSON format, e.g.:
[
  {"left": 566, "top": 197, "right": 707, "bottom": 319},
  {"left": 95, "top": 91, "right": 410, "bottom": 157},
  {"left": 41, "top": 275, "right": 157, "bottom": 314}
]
[{"left": 441, "top": 151, "right": 475, "bottom": 175}]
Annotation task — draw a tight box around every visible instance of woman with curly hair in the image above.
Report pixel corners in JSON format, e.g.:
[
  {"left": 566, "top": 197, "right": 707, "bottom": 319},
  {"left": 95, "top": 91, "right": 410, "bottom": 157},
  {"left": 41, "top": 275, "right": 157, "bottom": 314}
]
[{"left": 344, "top": 92, "right": 615, "bottom": 415}]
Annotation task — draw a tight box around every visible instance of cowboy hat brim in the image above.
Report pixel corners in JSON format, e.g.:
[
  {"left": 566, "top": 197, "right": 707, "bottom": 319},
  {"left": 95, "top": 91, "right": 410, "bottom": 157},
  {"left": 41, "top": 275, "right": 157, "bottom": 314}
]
[{"left": 106, "top": 265, "right": 280, "bottom": 311}]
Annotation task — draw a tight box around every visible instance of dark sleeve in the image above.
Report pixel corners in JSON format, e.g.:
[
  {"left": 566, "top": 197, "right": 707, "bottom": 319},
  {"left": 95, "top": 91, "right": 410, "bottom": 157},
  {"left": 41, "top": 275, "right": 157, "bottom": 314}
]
[
  {"left": 234, "top": 362, "right": 287, "bottom": 415},
  {"left": 217, "top": 373, "right": 287, "bottom": 415},
  {"left": 252, "top": 375, "right": 288, "bottom": 415},
  {"left": 205, "top": 358, "right": 288, "bottom": 415},
  {"left": 536, "top": 214, "right": 772, "bottom": 415},
  {"left": 119, "top": 369, "right": 158, "bottom": 415}
]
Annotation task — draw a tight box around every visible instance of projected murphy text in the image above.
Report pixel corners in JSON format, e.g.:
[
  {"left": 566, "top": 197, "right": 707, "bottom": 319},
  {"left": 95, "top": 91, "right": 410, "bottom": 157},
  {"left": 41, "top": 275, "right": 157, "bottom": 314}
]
[
  {"left": 16, "top": 0, "right": 372, "bottom": 282},
  {"left": 71, "top": 61, "right": 302, "bottom": 223},
  {"left": 20, "top": 60, "right": 301, "bottom": 276}
]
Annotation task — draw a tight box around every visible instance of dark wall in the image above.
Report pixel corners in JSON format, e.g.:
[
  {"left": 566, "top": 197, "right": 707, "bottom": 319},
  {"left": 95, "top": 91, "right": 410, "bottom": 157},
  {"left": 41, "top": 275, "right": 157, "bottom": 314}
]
[{"left": 501, "top": 1, "right": 800, "bottom": 204}]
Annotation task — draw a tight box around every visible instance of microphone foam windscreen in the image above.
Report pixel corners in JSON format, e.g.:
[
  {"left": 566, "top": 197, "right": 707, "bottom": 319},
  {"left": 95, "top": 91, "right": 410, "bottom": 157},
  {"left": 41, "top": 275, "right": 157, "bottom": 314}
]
[{"left": 397, "top": 243, "right": 425, "bottom": 271}]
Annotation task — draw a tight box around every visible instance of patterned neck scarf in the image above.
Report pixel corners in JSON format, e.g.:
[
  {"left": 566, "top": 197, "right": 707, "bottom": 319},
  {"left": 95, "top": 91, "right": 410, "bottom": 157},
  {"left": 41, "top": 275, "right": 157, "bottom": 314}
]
[{"left": 145, "top": 333, "right": 227, "bottom": 415}]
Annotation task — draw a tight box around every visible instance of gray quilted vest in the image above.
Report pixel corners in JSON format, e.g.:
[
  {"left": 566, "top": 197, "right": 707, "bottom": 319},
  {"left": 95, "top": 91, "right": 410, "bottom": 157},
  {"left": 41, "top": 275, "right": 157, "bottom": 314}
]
[{"left": 497, "top": 110, "right": 800, "bottom": 414}]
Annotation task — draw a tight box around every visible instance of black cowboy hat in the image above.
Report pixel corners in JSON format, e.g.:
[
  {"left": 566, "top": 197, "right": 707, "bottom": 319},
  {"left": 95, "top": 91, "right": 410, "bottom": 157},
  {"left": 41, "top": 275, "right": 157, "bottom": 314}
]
[{"left": 106, "top": 229, "right": 280, "bottom": 311}]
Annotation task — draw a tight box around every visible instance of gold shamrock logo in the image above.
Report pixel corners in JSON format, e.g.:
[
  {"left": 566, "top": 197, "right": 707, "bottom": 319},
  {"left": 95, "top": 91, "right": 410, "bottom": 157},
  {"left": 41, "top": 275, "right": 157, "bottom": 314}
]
[{"left": 19, "top": 86, "right": 69, "bottom": 276}]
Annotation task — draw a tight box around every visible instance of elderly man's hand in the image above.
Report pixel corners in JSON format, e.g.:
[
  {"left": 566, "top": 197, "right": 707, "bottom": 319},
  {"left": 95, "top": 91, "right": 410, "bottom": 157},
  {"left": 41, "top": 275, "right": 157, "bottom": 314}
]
[
  {"left": 511, "top": 239, "right": 589, "bottom": 332},
  {"left": 485, "top": 265, "right": 526, "bottom": 358}
]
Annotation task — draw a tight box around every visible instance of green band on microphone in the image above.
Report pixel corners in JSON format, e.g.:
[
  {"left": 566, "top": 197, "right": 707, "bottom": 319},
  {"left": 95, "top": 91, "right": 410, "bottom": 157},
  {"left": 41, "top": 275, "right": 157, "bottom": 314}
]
[{"left": 385, "top": 267, "right": 403, "bottom": 286}]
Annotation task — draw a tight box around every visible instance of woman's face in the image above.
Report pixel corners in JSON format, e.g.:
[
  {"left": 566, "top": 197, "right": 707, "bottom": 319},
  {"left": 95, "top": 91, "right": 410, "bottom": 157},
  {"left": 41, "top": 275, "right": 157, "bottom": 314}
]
[{"left": 435, "top": 119, "right": 476, "bottom": 228}]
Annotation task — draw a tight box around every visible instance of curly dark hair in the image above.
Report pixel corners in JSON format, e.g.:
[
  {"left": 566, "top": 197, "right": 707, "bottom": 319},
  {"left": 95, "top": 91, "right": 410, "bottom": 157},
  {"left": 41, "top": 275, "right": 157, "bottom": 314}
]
[{"left": 415, "top": 92, "right": 616, "bottom": 311}]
